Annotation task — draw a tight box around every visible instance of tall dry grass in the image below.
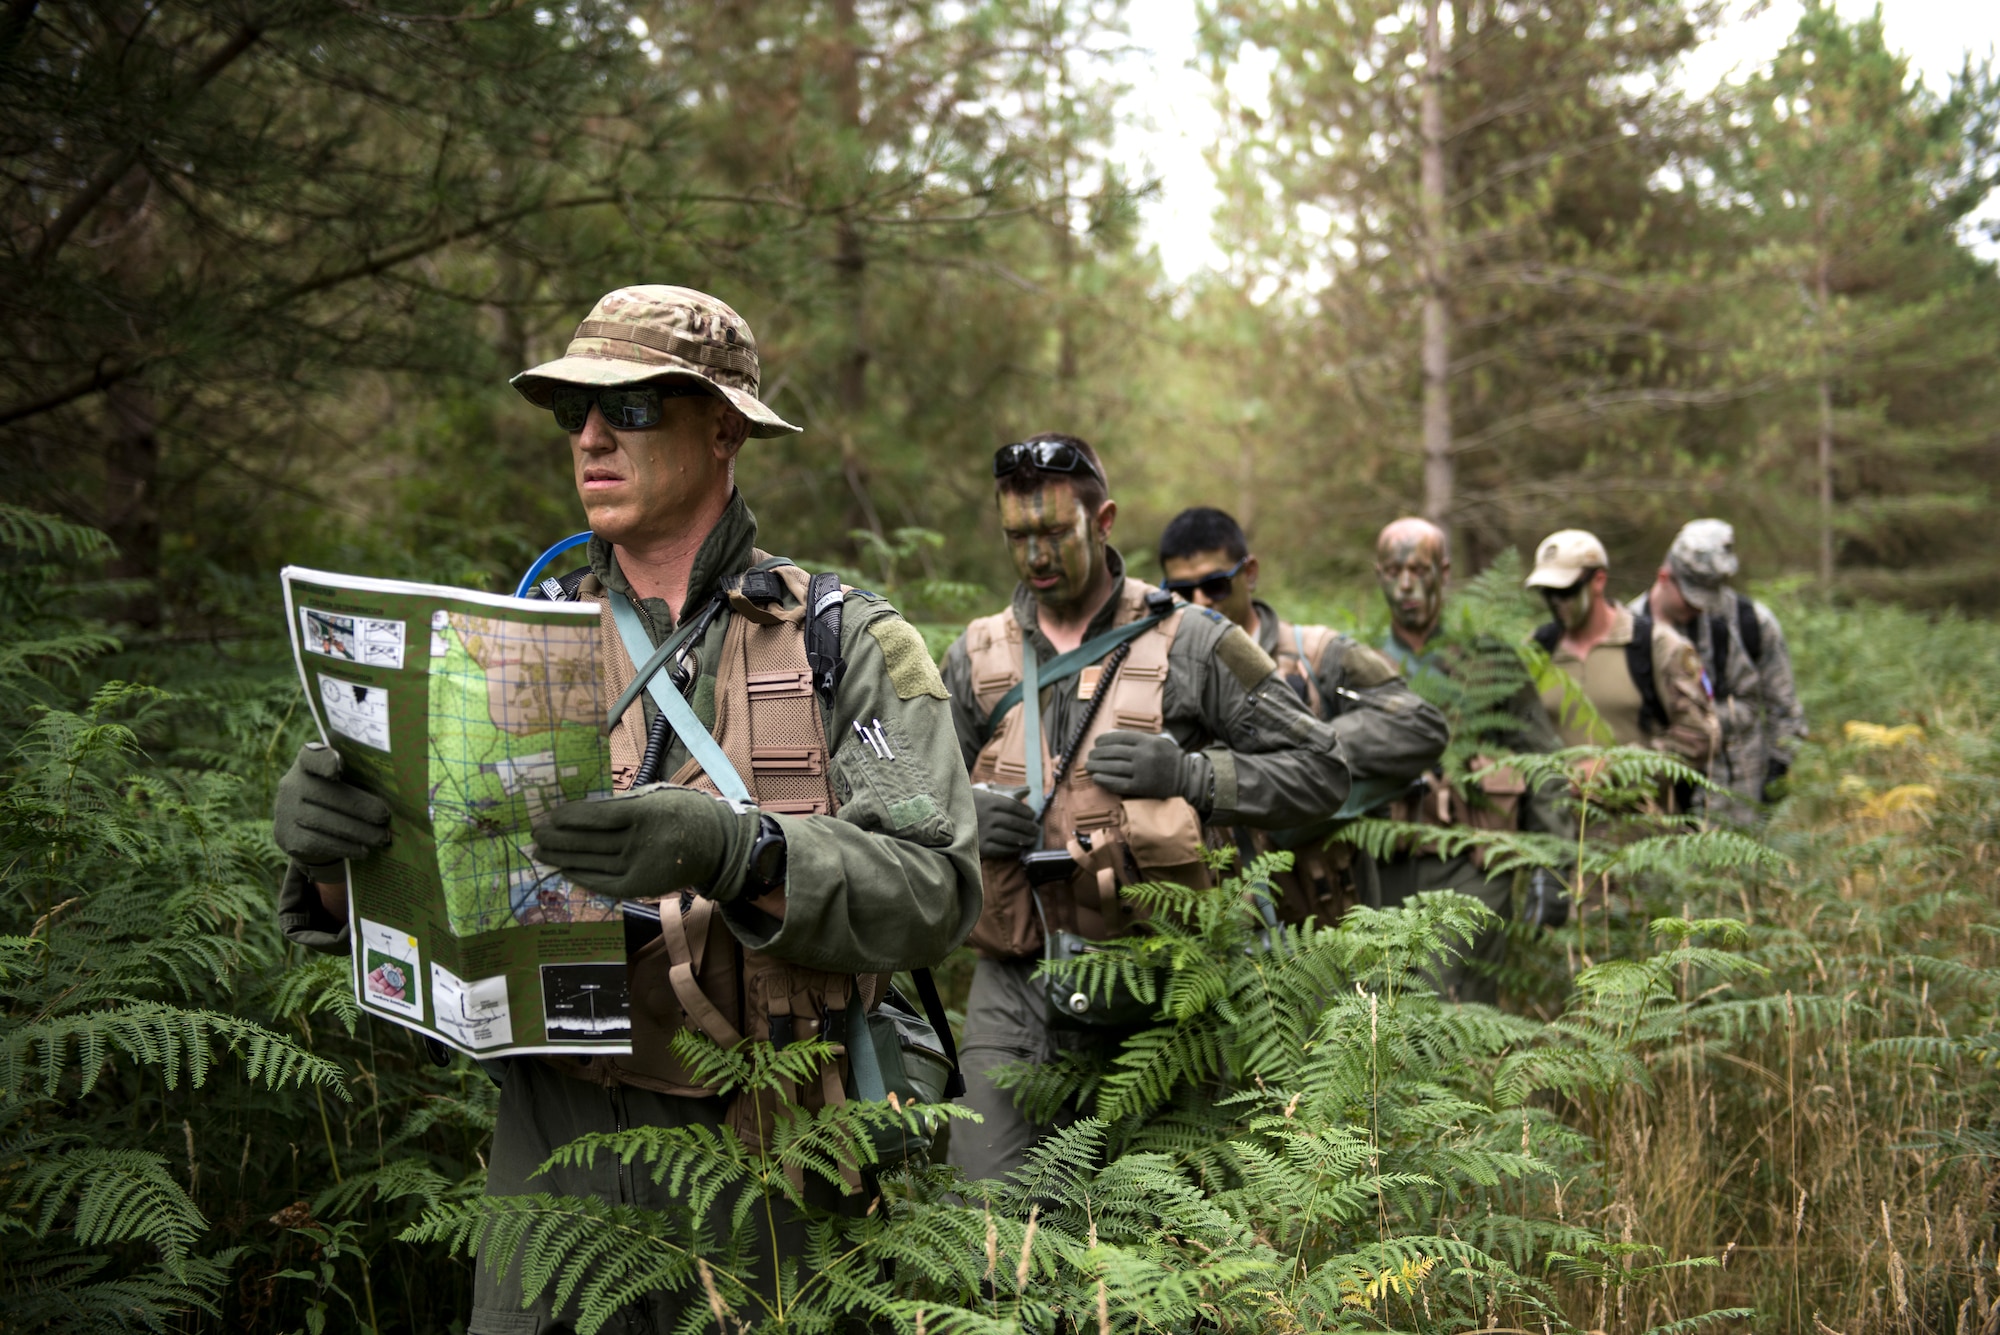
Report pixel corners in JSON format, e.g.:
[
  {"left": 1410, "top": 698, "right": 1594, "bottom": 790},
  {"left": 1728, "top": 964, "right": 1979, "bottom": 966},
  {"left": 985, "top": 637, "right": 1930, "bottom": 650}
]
[{"left": 1527, "top": 599, "right": 2000, "bottom": 1334}]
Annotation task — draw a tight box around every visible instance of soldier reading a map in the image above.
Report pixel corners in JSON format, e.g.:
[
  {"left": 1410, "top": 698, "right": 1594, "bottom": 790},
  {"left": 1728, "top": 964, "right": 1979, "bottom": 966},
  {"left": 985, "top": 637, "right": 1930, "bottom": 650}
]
[{"left": 271, "top": 286, "right": 981, "bottom": 1334}]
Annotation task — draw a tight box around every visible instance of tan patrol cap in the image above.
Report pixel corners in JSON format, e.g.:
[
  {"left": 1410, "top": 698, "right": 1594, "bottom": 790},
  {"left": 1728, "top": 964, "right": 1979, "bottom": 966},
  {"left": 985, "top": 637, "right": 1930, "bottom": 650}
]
[
  {"left": 1526, "top": 529, "right": 1609, "bottom": 588},
  {"left": 511, "top": 285, "right": 801, "bottom": 438}
]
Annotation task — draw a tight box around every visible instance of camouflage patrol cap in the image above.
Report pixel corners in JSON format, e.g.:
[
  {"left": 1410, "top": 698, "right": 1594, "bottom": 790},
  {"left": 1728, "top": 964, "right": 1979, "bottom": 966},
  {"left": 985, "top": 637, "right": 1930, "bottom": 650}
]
[
  {"left": 1665, "top": 518, "right": 1737, "bottom": 614},
  {"left": 511, "top": 286, "right": 801, "bottom": 438}
]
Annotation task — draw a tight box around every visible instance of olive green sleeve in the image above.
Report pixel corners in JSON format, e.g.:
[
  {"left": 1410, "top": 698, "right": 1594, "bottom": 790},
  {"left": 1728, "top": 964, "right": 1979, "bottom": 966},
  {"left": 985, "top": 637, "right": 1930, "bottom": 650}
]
[
  {"left": 1312, "top": 639, "right": 1449, "bottom": 783},
  {"left": 1165, "top": 607, "right": 1352, "bottom": 829},
  {"left": 720, "top": 597, "right": 982, "bottom": 975},
  {"left": 939, "top": 631, "right": 986, "bottom": 773},
  {"left": 276, "top": 860, "right": 351, "bottom": 955}
]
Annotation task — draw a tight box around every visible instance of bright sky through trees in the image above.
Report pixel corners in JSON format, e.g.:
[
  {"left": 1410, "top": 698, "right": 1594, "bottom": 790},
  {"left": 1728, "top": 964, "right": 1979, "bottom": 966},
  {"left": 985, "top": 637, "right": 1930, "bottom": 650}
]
[{"left": 1118, "top": 0, "right": 2000, "bottom": 280}]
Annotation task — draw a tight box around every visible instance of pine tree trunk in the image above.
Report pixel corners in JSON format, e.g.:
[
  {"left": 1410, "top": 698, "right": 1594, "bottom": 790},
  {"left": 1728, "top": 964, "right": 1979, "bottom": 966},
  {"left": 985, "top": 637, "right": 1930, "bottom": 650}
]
[
  {"left": 104, "top": 383, "right": 162, "bottom": 631},
  {"left": 831, "top": 0, "right": 867, "bottom": 417},
  {"left": 1815, "top": 255, "right": 1834, "bottom": 589},
  {"left": 1418, "top": 0, "right": 1452, "bottom": 525}
]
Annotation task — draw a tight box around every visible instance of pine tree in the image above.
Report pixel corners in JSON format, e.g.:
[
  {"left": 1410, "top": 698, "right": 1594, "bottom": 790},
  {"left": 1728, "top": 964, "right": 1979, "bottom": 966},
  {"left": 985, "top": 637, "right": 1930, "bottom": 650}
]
[{"left": 1705, "top": 4, "right": 2000, "bottom": 606}]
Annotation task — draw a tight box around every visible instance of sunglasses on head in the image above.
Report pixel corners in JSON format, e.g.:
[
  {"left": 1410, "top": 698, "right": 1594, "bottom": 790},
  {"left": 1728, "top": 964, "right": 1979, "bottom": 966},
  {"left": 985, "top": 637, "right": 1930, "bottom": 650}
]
[
  {"left": 548, "top": 381, "right": 713, "bottom": 433},
  {"left": 1161, "top": 557, "right": 1249, "bottom": 602},
  {"left": 992, "top": 439, "right": 1105, "bottom": 485}
]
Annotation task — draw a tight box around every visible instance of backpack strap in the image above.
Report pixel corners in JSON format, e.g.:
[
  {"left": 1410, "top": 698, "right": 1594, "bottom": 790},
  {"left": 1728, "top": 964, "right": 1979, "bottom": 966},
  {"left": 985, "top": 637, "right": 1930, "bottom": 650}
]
[
  {"left": 1708, "top": 612, "right": 1734, "bottom": 704},
  {"left": 1531, "top": 621, "right": 1562, "bottom": 653},
  {"left": 524, "top": 566, "right": 591, "bottom": 603},
  {"left": 804, "top": 570, "right": 846, "bottom": 712},
  {"left": 1625, "top": 611, "right": 1671, "bottom": 734},
  {"left": 1737, "top": 595, "right": 1763, "bottom": 663},
  {"left": 910, "top": 967, "right": 967, "bottom": 1098}
]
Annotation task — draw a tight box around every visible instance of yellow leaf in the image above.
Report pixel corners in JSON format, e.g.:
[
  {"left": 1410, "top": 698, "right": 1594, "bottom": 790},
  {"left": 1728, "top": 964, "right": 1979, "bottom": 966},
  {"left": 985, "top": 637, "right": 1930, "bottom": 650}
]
[
  {"left": 1843, "top": 721, "right": 1924, "bottom": 749},
  {"left": 1857, "top": 784, "right": 1937, "bottom": 822}
]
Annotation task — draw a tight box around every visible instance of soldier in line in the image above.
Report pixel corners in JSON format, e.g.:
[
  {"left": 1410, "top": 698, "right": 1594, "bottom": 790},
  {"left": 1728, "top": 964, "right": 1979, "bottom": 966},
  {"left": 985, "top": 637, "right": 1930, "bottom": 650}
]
[
  {"left": 271, "top": 287, "right": 980, "bottom": 1334},
  {"left": 1525, "top": 529, "right": 1719, "bottom": 798},
  {"left": 941, "top": 437, "right": 1354, "bottom": 1182},
  {"left": 1369, "top": 517, "right": 1572, "bottom": 1001},
  {"left": 1154, "top": 505, "right": 1448, "bottom": 924},
  {"left": 1628, "top": 519, "right": 1807, "bottom": 818}
]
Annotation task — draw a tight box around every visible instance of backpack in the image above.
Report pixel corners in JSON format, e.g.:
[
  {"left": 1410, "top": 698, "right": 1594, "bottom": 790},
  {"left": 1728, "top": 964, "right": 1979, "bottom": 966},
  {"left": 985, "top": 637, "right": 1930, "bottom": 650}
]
[{"left": 1707, "top": 596, "right": 1763, "bottom": 705}]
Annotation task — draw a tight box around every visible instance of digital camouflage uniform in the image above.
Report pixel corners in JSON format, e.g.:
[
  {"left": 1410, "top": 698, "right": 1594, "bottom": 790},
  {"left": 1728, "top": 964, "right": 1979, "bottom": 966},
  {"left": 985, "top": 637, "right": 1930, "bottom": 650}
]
[
  {"left": 1375, "top": 635, "right": 1570, "bottom": 1002},
  {"left": 937, "top": 553, "right": 1353, "bottom": 1182},
  {"left": 279, "top": 495, "right": 981, "bottom": 1335},
  {"left": 1628, "top": 586, "right": 1805, "bottom": 814}
]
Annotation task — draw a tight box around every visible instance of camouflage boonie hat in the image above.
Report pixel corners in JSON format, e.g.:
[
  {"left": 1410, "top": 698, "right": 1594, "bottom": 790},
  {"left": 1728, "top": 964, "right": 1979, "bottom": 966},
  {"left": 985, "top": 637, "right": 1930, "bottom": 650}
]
[
  {"left": 511, "top": 286, "right": 801, "bottom": 438},
  {"left": 1666, "top": 518, "right": 1737, "bottom": 614}
]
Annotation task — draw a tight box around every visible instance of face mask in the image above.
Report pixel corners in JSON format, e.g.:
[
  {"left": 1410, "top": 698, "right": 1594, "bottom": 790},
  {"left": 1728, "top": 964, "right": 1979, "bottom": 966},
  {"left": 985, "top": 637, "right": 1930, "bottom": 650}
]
[{"left": 1547, "top": 582, "right": 1594, "bottom": 632}]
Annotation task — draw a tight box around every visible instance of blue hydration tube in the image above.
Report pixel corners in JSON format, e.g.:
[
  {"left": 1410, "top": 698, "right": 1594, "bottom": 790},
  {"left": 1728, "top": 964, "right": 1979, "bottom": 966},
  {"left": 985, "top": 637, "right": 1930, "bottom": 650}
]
[{"left": 513, "top": 531, "right": 594, "bottom": 599}]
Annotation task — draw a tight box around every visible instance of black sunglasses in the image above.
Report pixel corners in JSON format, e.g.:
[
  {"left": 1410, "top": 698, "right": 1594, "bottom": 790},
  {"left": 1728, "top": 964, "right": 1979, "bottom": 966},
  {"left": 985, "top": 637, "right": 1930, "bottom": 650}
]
[
  {"left": 992, "top": 439, "right": 1106, "bottom": 485},
  {"left": 548, "top": 382, "right": 712, "bottom": 433},
  {"left": 1540, "top": 572, "right": 1596, "bottom": 601},
  {"left": 1161, "top": 557, "right": 1249, "bottom": 602}
]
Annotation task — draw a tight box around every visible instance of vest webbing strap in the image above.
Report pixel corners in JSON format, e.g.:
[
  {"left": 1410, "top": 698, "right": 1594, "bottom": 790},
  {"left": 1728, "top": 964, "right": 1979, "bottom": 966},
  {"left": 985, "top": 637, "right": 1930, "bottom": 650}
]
[
  {"left": 982, "top": 611, "right": 1171, "bottom": 737},
  {"left": 607, "top": 591, "right": 752, "bottom": 804},
  {"left": 1021, "top": 637, "right": 1045, "bottom": 817}
]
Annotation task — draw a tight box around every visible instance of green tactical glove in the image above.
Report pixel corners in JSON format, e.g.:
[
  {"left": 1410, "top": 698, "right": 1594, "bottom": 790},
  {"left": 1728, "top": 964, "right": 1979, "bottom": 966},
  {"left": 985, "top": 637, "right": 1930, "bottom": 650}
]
[
  {"left": 972, "top": 784, "right": 1040, "bottom": 860},
  {"left": 530, "top": 786, "right": 759, "bottom": 902},
  {"left": 272, "top": 742, "right": 392, "bottom": 868},
  {"left": 1085, "top": 730, "right": 1214, "bottom": 813}
]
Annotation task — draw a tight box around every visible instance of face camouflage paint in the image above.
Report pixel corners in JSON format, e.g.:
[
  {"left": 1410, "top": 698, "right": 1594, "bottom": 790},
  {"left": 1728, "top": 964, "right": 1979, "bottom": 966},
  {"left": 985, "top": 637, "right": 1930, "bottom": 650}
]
[{"left": 998, "top": 483, "right": 1104, "bottom": 615}]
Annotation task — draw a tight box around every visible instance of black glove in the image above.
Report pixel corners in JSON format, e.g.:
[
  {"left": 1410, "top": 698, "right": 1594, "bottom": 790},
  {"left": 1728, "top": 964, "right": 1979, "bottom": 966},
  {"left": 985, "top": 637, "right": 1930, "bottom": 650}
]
[
  {"left": 272, "top": 742, "right": 391, "bottom": 868},
  {"left": 973, "top": 784, "right": 1039, "bottom": 860},
  {"left": 530, "top": 786, "right": 758, "bottom": 902},
  {"left": 1522, "top": 867, "right": 1570, "bottom": 931},
  {"left": 1086, "top": 730, "right": 1214, "bottom": 812},
  {"left": 1761, "top": 757, "right": 1791, "bottom": 805}
]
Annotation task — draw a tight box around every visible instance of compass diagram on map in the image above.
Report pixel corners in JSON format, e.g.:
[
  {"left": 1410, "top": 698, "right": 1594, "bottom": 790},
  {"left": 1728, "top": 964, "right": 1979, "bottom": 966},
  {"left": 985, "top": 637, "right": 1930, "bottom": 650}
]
[{"left": 426, "top": 612, "right": 616, "bottom": 937}]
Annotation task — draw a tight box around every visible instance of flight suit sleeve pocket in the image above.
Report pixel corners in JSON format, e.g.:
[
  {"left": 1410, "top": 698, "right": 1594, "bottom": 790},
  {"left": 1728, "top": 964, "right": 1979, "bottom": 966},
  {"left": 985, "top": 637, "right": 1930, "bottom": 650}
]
[{"left": 832, "top": 715, "right": 957, "bottom": 848}]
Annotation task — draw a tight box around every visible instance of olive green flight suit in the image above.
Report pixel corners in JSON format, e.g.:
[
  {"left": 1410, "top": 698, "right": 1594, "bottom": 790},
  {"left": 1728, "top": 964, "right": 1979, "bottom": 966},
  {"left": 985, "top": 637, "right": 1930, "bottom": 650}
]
[
  {"left": 279, "top": 493, "right": 980, "bottom": 1335},
  {"left": 936, "top": 552, "right": 1354, "bottom": 1183}
]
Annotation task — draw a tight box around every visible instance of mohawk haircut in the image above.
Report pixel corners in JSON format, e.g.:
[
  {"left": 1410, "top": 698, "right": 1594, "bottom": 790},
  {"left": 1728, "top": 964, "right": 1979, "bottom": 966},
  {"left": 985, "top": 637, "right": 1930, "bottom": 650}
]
[
  {"left": 995, "top": 432, "right": 1108, "bottom": 514},
  {"left": 1159, "top": 507, "right": 1249, "bottom": 565}
]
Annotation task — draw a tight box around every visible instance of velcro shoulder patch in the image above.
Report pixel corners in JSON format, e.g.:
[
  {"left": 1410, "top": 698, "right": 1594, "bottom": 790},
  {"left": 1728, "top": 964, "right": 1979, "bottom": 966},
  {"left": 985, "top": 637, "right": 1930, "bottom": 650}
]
[
  {"left": 1339, "top": 641, "right": 1402, "bottom": 690},
  {"left": 1214, "top": 624, "right": 1279, "bottom": 690},
  {"left": 867, "top": 616, "right": 949, "bottom": 700}
]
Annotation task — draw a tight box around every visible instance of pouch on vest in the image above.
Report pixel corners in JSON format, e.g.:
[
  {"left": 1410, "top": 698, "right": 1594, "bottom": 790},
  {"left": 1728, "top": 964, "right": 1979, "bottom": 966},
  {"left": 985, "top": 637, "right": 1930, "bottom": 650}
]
[
  {"left": 847, "top": 993, "right": 956, "bottom": 1169},
  {"left": 1040, "top": 927, "right": 1161, "bottom": 1029}
]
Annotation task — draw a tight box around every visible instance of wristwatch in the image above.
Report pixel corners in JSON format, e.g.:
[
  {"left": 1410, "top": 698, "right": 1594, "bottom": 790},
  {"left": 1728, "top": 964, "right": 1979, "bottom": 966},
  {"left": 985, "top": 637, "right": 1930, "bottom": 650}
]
[{"left": 744, "top": 813, "right": 787, "bottom": 896}]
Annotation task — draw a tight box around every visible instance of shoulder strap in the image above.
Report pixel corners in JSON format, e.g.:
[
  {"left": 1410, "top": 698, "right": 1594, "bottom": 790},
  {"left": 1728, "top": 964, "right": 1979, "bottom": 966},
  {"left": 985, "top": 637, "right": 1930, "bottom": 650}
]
[
  {"left": 605, "top": 591, "right": 751, "bottom": 803},
  {"left": 910, "top": 968, "right": 966, "bottom": 1098},
  {"left": 981, "top": 594, "right": 1175, "bottom": 735},
  {"left": 1737, "top": 595, "right": 1763, "bottom": 662},
  {"left": 1531, "top": 621, "right": 1561, "bottom": 653},
  {"left": 803, "top": 571, "right": 846, "bottom": 712},
  {"left": 1626, "top": 611, "right": 1670, "bottom": 733},
  {"left": 1708, "top": 612, "right": 1734, "bottom": 703},
  {"left": 524, "top": 565, "right": 590, "bottom": 602}
]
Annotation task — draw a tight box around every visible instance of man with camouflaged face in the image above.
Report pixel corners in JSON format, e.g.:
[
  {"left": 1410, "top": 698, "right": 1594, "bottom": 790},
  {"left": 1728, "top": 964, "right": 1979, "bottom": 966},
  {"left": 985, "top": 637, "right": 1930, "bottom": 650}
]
[
  {"left": 269, "top": 285, "right": 980, "bottom": 1334},
  {"left": 939, "top": 435, "right": 1355, "bottom": 1182}
]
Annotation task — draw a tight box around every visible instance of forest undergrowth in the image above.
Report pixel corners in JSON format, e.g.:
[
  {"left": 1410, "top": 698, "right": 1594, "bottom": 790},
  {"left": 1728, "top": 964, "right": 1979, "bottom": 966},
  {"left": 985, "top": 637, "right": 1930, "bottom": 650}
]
[{"left": 1, "top": 506, "right": 1997, "bottom": 1334}]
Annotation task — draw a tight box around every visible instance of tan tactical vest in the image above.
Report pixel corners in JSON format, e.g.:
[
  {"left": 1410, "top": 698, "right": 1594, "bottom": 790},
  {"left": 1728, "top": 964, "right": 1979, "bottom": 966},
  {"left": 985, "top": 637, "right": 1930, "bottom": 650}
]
[
  {"left": 1271, "top": 618, "right": 1340, "bottom": 719},
  {"left": 1387, "top": 758, "right": 1527, "bottom": 872},
  {"left": 548, "top": 561, "right": 887, "bottom": 1149},
  {"left": 1254, "top": 617, "right": 1360, "bottom": 925},
  {"left": 962, "top": 578, "right": 1210, "bottom": 960}
]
